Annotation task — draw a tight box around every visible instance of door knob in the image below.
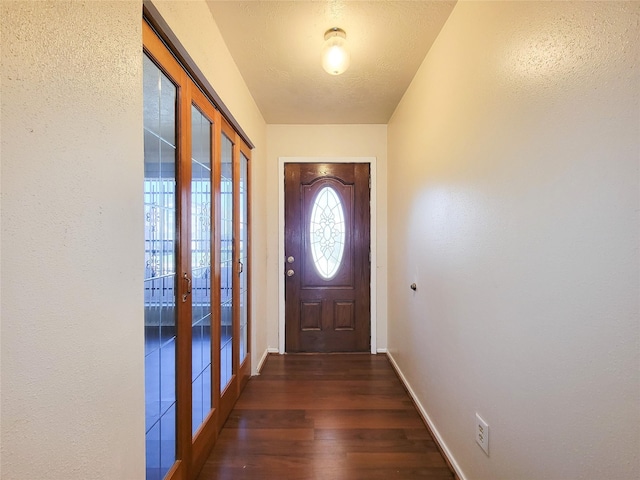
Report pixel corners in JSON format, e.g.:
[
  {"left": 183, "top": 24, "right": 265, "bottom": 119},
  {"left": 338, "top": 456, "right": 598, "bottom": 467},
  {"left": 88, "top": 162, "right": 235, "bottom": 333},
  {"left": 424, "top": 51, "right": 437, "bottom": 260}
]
[
  {"left": 286, "top": 269, "right": 295, "bottom": 277},
  {"left": 287, "top": 256, "right": 295, "bottom": 264}
]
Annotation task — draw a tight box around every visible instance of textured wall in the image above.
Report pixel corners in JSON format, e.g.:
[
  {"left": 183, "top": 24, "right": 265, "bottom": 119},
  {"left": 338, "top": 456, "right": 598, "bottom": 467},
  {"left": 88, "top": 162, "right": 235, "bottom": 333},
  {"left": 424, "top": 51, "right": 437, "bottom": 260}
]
[
  {"left": 0, "top": 0, "right": 268, "bottom": 478},
  {"left": 387, "top": 1, "right": 639, "bottom": 479},
  {"left": 265, "top": 125, "right": 388, "bottom": 352},
  {"left": 1, "top": 1, "right": 144, "bottom": 478}
]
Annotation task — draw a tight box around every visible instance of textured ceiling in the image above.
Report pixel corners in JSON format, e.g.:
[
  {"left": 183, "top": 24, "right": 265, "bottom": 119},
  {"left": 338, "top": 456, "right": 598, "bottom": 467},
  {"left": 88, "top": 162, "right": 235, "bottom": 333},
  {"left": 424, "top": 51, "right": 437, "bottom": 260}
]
[{"left": 207, "top": 1, "right": 456, "bottom": 124}]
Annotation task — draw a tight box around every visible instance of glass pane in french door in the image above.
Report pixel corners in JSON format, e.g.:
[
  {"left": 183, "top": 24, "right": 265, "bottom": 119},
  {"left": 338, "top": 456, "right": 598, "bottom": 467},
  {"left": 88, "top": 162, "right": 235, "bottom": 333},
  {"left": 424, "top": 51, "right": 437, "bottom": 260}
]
[
  {"left": 143, "top": 54, "right": 177, "bottom": 480},
  {"left": 191, "top": 105, "right": 212, "bottom": 436},
  {"left": 220, "top": 133, "right": 234, "bottom": 391},
  {"left": 239, "top": 152, "right": 248, "bottom": 364}
]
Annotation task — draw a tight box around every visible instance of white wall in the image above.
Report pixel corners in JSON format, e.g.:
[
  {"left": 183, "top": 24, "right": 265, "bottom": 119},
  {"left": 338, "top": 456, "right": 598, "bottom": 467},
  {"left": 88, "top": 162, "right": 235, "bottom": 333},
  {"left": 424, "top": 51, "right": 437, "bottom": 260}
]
[
  {"left": 265, "top": 125, "right": 388, "bottom": 352},
  {"left": 0, "top": 0, "right": 267, "bottom": 478},
  {"left": 387, "top": 1, "right": 639, "bottom": 479},
  {"left": 1, "top": 1, "right": 145, "bottom": 478}
]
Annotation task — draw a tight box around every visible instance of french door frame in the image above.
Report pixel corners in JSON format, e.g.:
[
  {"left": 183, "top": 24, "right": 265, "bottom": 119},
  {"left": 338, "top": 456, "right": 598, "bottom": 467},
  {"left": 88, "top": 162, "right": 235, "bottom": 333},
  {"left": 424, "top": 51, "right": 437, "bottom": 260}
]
[
  {"left": 144, "top": 15, "right": 251, "bottom": 480},
  {"left": 277, "top": 157, "right": 378, "bottom": 354}
]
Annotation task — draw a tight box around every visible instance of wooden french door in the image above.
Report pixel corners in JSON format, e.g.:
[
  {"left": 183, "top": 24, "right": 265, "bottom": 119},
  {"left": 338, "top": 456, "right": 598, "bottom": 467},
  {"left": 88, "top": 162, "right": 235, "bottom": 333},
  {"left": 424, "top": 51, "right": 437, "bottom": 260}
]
[
  {"left": 217, "top": 123, "right": 252, "bottom": 429},
  {"left": 143, "top": 17, "right": 251, "bottom": 480},
  {"left": 284, "top": 163, "right": 371, "bottom": 352}
]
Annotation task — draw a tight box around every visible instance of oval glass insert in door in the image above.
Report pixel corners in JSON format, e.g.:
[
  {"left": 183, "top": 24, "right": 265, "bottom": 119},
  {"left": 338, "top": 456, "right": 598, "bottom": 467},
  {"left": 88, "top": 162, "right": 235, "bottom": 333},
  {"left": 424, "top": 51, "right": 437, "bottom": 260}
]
[{"left": 309, "top": 186, "right": 346, "bottom": 279}]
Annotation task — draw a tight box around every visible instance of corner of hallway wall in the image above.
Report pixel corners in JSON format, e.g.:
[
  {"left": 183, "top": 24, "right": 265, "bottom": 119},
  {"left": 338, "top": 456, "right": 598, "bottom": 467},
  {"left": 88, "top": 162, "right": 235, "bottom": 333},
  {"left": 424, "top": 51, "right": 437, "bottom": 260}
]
[
  {"left": 152, "top": 0, "right": 269, "bottom": 374},
  {"left": 264, "top": 125, "right": 388, "bottom": 352},
  {"left": 387, "top": 1, "right": 640, "bottom": 479},
  {"left": 1, "top": 1, "right": 145, "bottom": 478}
]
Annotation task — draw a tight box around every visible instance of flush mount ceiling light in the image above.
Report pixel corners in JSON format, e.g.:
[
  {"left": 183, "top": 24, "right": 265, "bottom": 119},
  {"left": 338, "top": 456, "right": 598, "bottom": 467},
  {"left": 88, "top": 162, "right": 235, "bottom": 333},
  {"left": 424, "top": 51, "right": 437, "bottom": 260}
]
[{"left": 321, "top": 27, "right": 350, "bottom": 75}]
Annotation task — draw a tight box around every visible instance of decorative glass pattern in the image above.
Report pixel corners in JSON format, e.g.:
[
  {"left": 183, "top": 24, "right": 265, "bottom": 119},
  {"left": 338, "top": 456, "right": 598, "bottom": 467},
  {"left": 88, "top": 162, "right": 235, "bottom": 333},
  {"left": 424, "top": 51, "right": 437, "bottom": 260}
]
[
  {"left": 309, "top": 186, "right": 345, "bottom": 279},
  {"left": 239, "top": 152, "right": 248, "bottom": 364},
  {"left": 190, "top": 104, "right": 212, "bottom": 437},
  {"left": 143, "top": 54, "right": 177, "bottom": 480},
  {"left": 220, "top": 133, "right": 233, "bottom": 392}
]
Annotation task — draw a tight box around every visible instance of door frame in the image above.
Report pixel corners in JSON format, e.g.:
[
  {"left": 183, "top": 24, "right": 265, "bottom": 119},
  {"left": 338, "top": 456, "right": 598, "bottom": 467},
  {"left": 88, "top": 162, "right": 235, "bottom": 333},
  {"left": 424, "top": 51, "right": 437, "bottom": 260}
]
[{"left": 278, "top": 156, "right": 377, "bottom": 354}]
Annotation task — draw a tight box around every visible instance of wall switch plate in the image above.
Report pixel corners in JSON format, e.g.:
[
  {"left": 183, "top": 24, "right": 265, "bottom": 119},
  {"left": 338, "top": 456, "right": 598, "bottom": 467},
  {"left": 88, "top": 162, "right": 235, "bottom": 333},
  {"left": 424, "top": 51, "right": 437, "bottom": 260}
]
[{"left": 475, "top": 413, "right": 489, "bottom": 456}]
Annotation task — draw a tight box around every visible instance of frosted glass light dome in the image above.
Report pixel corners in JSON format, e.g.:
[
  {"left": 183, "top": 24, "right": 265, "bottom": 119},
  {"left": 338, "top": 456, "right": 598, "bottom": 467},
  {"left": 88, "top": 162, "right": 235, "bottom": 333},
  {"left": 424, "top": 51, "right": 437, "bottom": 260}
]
[{"left": 321, "top": 28, "right": 350, "bottom": 75}]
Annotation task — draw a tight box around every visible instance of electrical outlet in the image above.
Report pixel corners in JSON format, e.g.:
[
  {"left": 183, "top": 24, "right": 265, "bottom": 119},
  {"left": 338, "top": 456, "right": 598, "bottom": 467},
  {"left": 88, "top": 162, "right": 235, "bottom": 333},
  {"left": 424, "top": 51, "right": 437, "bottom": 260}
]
[{"left": 475, "top": 413, "right": 489, "bottom": 456}]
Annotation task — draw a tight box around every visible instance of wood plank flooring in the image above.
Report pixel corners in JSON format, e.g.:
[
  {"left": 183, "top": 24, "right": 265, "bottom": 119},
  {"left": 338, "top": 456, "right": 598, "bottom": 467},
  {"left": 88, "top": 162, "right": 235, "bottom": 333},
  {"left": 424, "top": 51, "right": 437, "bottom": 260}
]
[{"left": 196, "top": 354, "right": 454, "bottom": 480}]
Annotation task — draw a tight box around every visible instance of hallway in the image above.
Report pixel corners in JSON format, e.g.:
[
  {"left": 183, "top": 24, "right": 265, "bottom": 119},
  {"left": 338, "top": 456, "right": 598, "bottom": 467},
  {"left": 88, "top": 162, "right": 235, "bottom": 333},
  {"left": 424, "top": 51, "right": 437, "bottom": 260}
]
[{"left": 197, "top": 354, "right": 454, "bottom": 480}]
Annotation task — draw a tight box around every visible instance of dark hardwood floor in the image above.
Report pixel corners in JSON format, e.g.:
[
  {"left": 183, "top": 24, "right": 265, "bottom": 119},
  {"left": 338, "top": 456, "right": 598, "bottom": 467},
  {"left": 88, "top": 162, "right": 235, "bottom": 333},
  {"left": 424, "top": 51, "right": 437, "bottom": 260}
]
[{"left": 196, "top": 353, "right": 454, "bottom": 480}]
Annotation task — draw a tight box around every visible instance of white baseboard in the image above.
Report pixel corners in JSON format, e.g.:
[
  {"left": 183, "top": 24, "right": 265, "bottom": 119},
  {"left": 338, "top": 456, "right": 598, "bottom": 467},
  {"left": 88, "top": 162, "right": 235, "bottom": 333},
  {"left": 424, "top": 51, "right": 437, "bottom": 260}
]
[
  {"left": 255, "top": 348, "right": 269, "bottom": 375},
  {"left": 376, "top": 348, "right": 388, "bottom": 354},
  {"left": 386, "top": 352, "right": 467, "bottom": 480}
]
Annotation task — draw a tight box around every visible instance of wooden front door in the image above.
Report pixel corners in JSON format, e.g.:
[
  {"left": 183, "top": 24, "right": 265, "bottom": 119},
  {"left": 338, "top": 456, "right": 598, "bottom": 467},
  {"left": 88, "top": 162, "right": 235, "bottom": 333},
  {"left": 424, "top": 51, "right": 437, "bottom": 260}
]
[{"left": 285, "top": 163, "right": 371, "bottom": 352}]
